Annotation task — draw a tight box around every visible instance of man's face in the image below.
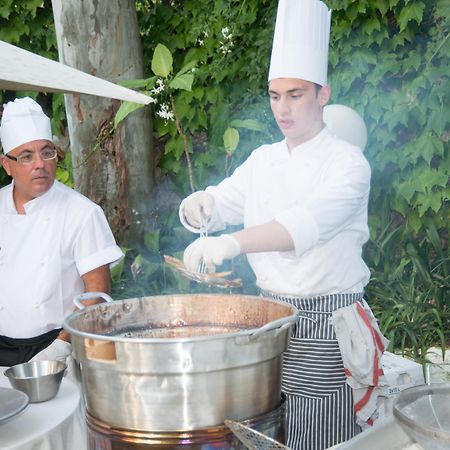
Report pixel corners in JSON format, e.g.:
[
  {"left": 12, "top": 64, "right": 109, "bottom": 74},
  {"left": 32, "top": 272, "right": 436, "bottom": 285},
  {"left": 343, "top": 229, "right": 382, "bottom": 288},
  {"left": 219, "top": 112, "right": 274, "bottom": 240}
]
[
  {"left": 1, "top": 139, "right": 57, "bottom": 205},
  {"left": 268, "top": 78, "right": 330, "bottom": 150}
]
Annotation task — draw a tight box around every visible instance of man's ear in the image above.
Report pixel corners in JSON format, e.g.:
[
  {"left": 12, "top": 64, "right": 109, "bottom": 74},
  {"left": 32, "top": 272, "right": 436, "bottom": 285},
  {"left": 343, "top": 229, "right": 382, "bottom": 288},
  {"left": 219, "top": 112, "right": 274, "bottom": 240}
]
[
  {"left": 318, "top": 84, "right": 331, "bottom": 106},
  {"left": 0, "top": 156, "right": 12, "bottom": 176}
]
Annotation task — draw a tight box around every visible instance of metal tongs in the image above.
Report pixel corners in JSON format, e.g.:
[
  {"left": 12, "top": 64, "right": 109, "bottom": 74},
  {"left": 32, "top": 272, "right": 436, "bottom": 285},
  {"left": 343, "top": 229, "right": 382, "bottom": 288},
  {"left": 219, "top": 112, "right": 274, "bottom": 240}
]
[{"left": 198, "top": 212, "right": 208, "bottom": 273}]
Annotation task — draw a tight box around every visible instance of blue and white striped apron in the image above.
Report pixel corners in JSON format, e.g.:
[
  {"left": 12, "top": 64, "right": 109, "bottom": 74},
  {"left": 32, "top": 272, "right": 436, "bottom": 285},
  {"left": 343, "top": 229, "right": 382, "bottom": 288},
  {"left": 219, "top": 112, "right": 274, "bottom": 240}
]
[{"left": 261, "top": 291, "right": 364, "bottom": 450}]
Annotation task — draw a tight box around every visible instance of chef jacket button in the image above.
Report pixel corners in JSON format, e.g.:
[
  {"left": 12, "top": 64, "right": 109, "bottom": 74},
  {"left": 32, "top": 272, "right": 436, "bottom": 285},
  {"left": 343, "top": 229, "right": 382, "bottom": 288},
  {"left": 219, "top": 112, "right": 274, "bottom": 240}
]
[
  {"left": 260, "top": 276, "right": 267, "bottom": 281},
  {"left": 34, "top": 303, "right": 39, "bottom": 308}
]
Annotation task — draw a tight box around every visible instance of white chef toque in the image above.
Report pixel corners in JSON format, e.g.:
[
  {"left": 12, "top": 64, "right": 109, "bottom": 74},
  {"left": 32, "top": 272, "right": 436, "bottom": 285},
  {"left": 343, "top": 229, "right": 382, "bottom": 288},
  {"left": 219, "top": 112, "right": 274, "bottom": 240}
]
[
  {"left": 268, "top": 0, "right": 332, "bottom": 86},
  {"left": 0, "top": 97, "right": 52, "bottom": 154}
]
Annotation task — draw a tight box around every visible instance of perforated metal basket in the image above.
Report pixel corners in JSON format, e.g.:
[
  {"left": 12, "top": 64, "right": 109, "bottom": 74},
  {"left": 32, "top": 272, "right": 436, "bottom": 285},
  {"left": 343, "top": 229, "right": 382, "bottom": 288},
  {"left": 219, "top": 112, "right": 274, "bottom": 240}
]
[{"left": 225, "top": 420, "right": 291, "bottom": 450}]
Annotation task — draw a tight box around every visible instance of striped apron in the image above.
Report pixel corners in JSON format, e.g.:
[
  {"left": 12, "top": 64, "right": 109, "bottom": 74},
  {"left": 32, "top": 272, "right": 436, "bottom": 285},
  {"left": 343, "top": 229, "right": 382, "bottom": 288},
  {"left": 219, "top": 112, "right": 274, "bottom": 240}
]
[{"left": 261, "top": 291, "right": 364, "bottom": 450}]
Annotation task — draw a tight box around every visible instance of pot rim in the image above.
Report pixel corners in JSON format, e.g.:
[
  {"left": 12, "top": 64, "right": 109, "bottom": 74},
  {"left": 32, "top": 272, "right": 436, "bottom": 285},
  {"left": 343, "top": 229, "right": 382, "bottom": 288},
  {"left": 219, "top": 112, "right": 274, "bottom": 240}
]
[{"left": 64, "top": 293, "right": 299, "bottom": 344}]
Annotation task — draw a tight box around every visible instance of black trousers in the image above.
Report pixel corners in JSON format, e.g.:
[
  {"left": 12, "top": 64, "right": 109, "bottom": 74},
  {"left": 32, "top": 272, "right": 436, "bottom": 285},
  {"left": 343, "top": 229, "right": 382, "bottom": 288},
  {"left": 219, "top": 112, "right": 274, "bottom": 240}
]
[{"left": 0, "top": 328, "right": 61, "bottom": 367}]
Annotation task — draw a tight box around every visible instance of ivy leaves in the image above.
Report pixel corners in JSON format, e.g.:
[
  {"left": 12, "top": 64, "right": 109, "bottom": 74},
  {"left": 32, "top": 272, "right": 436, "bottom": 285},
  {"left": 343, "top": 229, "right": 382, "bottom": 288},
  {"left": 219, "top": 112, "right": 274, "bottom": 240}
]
[{"left": 397, "top": 1, "right": 425, "bottom": 31}]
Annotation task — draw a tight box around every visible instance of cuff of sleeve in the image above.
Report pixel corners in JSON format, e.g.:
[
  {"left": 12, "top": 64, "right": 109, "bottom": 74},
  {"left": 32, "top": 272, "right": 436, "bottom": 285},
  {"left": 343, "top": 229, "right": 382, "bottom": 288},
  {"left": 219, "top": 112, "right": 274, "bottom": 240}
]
[
  {"left": 178, "top": 196, "right": 225, "bottom": 234},
  {"left": 77, "top": 245, "right": 124, "bottom": 275},
  {"left": 275, "top": 207, "right": 319, "bottom": 256},
  {"left": 179, "top": 198, "right": 201, "bottom": 233}
]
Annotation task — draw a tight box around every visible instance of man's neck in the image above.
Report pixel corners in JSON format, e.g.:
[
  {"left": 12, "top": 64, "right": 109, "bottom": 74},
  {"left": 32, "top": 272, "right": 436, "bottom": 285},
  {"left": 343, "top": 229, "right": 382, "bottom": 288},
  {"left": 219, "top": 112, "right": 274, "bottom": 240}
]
[{"left": 286, "top": 121, "right": 325, "bottom": 152}]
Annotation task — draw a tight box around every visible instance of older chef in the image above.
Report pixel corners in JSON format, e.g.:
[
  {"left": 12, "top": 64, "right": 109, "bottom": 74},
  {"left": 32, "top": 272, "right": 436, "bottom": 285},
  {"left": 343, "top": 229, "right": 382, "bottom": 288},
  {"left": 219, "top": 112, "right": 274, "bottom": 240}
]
[
  {"left": 179, "top": 1, "right": 376, "bottom": 449},
  {"left": 0, "top": 97, "right": 123, "bottom": 367}
]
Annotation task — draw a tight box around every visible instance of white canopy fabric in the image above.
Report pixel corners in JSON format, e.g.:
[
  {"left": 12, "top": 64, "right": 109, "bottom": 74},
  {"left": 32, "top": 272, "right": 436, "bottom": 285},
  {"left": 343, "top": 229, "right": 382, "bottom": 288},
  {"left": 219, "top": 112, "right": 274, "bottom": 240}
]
[{"left": 0, "top": 40, "right": 153, "bottom": 105}]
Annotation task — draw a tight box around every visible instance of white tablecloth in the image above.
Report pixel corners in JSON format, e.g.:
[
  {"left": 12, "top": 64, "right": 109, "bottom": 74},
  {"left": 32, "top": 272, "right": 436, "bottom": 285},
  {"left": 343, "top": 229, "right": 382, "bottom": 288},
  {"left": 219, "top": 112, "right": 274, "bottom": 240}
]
[{"left": 0, "top": 367, "right": 87, "bottom": 450}]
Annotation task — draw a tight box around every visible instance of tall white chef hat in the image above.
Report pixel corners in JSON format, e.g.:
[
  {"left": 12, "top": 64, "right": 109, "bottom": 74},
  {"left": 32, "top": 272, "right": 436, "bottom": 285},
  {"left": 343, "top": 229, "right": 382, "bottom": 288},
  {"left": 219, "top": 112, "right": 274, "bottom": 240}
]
[
  {"left": 0, "top": 97, "right": 52, "bottom": 154},
  {"left": 268, "top": 0, "right": 331, "bottom": 86}
]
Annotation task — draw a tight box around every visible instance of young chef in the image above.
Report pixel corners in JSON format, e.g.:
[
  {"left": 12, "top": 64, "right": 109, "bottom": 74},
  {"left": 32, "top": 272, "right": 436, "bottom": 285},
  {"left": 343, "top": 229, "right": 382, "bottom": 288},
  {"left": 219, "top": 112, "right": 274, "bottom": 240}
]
[
  {"left": 178, "top": 0, "right": 373, "bottom": 448},
  {"left": 0, "top": 97, "right": 123, "bottom": 367}
]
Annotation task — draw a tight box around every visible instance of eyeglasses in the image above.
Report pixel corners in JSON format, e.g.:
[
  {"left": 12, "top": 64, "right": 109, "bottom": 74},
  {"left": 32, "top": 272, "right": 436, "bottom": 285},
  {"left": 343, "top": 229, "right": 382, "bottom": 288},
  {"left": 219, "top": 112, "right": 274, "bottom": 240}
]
[{"left": 5, "top": 147, "right": 57, "bottom": 165}]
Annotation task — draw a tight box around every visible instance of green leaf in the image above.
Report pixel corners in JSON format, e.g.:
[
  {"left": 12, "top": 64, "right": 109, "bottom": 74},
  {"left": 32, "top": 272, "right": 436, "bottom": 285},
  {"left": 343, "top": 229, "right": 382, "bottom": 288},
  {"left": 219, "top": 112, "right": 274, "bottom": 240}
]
[
  {"left": 174, "top": 60, "right": 197, "bottom": 78},
  {"left": 223, "top": 127, "right": 240, "bottom": 154},
  {"left": 398, "top": 2, "right": 425, "bottom": 32},
  {"left": 151, "top": 43, "right": 173, "bottom": 78},
  {"left": 114, "top": 101, "right": 145, "bottom": 128},
  {"left": 361, "top": 16, "right": 381, "bottom": 35},
  {"left": 0, "top": 0, "right": 12, "bottom": 19},
  {"left": 169, "top": 73, "right": 194, "bottom": 91},
  {"left": 230, "top": 119, "right": 265, "bottom": 132},
  {"left": 397, "top": 181, "right": 416, "bottom": 202},
  {"left": 372, "top": 0, "right": 390, "bottom": 16},
  {"left": 110, "top": 251, "right": 129, "bottom": 283},
  {"left": 120, "top": 77, "right": 157, "bottom": 90},
  {"left": 144, "top": 230, "right": 161, "bottom": 252}
]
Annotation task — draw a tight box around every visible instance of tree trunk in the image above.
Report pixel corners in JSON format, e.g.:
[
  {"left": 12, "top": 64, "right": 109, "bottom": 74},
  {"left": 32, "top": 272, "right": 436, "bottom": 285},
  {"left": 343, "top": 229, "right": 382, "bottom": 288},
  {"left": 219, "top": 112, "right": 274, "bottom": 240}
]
[{"left": 51, "top": 0, "right": 154, "bottom": 245}]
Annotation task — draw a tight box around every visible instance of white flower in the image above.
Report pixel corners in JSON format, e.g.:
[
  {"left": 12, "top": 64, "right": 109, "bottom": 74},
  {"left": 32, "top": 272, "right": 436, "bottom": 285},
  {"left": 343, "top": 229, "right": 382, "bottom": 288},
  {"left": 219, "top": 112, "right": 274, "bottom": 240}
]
[
  {"left": 152, "top": 78, "right": 165, "bottom": 95},
  {"left": 156, "top": 103, "right": 175, "bottom": 122}
]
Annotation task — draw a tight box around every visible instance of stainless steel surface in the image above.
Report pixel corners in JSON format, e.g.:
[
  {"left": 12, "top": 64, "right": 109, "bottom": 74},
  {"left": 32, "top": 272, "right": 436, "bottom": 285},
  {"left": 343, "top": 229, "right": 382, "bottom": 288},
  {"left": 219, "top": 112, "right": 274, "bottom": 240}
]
[
  {"left": 225, "top": 420, "right": 291, "bottom": 449},
  {"left": 0, "top": 386, "right": 29, "bottom": 423},
  {"left": 87, "top": 397, "right": 286, "bottom": 449},
  {"left": 334, "top": 416, "right": 421, "bottom": 450},
  {"left": 65, "top": 293, "right": 298, "bottom": 431},
  {"left": 393, "top": 384, "right": 450, "bottom": 450},
  {"left": 4, "top": 360, "right": 66, "bottom": 403}
]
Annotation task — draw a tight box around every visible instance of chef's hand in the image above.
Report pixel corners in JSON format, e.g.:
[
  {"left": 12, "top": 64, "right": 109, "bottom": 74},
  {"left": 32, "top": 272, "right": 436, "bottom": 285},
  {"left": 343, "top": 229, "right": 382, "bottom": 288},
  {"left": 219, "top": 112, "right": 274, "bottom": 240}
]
[
  {"left": 30, "top": 338, "right": 72, "bottom": 363},
  {"left": 182, "top": 191, "right": 215, "bottom": 229},
  {"left": 184, "top": 234, "right": 241, "bottom": 273}
]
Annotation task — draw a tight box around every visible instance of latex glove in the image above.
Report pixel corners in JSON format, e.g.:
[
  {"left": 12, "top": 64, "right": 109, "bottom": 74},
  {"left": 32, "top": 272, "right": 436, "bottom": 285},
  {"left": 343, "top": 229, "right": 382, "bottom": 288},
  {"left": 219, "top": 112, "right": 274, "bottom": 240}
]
[
  {"left": 181, "top": 191, "right": 215, "bottom": 229},
  {"left": 184, "top": 234, "right": 241, "bottom": 273},
  {"left": 30, "top": 338, "right": 72, "bottom": 363}
]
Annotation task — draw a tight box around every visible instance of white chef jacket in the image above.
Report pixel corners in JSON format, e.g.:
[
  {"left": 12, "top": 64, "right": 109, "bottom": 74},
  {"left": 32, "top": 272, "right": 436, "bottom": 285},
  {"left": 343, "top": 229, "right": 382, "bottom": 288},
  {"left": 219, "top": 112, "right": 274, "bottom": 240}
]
[
  {"left": 185, "top": 127, "right": 371, "bottom": 297},
  {"left": 0, "top": 180, "right": 123, "bottom": 338}
]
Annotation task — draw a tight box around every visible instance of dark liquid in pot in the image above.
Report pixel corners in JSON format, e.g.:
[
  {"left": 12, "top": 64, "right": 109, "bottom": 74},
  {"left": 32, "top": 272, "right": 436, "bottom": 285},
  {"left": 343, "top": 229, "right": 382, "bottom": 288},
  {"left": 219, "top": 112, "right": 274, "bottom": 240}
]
[{"left": 109, "top": 324, "right": 251, "bottom": 339}]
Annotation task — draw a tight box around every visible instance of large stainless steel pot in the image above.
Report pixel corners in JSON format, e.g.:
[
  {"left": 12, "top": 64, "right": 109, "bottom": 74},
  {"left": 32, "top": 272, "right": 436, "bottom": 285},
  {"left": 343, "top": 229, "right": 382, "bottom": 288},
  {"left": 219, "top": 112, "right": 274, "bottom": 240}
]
[{"left": 64, "top": 293, "right": 298, "bottom": 432}]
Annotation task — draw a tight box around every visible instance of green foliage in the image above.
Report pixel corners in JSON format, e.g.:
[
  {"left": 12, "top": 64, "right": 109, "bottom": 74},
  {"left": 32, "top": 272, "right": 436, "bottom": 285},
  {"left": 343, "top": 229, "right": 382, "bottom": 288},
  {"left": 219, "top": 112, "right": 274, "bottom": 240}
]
[
  {"left": 135, "top": 0, "right": 278, "bottom": 191},
  {"left": 365, "top": 221, "right": 449, "bottom": 363}
]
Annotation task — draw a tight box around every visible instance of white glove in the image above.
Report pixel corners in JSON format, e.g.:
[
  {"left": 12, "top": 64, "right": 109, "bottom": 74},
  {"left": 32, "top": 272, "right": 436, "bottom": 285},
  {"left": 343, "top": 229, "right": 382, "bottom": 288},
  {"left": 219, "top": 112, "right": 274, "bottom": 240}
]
[
  {"left": 183, "top": 234, "right": 241, "bottom": 273},
  {"left": 181, "top": 191, "right": 215, "bottom": 229},
  {"left": 30, "top": 339, "right": 72, "bottom": 363}
]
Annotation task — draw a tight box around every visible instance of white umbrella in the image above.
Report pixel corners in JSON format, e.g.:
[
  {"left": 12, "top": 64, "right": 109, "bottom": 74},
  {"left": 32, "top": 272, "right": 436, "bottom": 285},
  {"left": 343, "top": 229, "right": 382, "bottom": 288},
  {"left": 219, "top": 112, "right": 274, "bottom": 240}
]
[{"left": 0, "top": 40, "right": 153, "bottom": 105}]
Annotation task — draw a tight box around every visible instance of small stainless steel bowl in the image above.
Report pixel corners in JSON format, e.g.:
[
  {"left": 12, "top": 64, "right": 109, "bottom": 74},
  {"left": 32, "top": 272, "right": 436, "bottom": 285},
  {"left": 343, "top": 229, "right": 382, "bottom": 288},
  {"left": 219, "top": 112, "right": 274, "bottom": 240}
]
[{"left": 4, "top": 360, "right": 66, "bottom": 403}]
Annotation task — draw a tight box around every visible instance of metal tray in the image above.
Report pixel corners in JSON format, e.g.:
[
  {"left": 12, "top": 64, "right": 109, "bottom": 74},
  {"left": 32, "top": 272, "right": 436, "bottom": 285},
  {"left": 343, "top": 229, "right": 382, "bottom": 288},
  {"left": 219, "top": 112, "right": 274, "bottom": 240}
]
[{"left": 0, "top": 386, "right": 29, "bottom": 424}]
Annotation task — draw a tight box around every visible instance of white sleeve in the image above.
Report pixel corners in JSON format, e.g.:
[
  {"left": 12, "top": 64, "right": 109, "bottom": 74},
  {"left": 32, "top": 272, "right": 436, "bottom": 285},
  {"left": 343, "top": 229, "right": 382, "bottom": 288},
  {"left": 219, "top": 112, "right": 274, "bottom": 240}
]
[
  {"left": 74, "top": 205, "right": 123, "bottom": 275},
  {"left": 275, "top": 149, "right": 371, "bottom": 256},
  {"left": 205, "top": 152, "right": 257, "bottom": 228}
]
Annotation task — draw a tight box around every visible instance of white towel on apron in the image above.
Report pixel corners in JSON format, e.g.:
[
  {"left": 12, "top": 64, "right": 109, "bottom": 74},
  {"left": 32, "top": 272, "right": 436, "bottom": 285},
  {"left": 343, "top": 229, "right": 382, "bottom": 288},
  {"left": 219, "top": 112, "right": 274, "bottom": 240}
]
[{"left": 331, "top": 299, "right": 389, "bottom": 428}]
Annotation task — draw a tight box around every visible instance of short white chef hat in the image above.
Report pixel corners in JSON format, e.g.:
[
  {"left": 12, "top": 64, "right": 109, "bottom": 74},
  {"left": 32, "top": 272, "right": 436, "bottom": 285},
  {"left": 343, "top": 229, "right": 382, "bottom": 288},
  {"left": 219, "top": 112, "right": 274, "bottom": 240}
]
[
  {"left": 268, "top": 0, "right": 332, "bottom": 86},
  {"left": 0, "top": 97, "right": 52, "bottom": 154}
]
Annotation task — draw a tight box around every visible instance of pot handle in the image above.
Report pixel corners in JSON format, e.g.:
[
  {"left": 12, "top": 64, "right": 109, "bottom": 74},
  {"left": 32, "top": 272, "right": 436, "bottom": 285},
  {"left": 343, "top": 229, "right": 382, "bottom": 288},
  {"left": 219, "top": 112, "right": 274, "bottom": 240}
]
[
  {"left": 248, "top": 315, "right": 299, "bottom": 341},
  {"left": 73, "top": 291, "right": 114, "bottom": 310}
]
